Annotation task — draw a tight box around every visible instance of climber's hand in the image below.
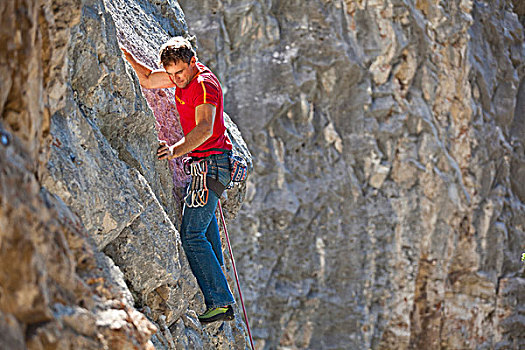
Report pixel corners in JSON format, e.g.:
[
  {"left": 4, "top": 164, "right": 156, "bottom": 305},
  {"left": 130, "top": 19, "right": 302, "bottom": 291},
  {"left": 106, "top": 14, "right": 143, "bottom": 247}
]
[{"left": 157, "top": 141, "right": 175, "bottom": 160}]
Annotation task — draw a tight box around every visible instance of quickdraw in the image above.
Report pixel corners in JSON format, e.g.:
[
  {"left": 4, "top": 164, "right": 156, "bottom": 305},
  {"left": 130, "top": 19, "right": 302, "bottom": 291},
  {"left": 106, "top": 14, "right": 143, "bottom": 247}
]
[{"left": 184, "top": 158, "right": 209, "bottom": 207}]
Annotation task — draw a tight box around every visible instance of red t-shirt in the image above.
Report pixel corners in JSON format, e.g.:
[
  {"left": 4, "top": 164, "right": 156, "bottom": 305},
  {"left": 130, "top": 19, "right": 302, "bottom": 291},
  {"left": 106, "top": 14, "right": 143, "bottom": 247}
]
[{"left": 172, "top": 62, "right": 232, "bottom": 158}]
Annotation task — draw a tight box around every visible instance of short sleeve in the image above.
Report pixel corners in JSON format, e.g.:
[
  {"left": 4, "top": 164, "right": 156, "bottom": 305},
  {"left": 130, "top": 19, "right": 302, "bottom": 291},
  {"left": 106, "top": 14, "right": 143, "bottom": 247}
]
[{"left": 192, "top": 76, "right": 219, "bottom": 107}]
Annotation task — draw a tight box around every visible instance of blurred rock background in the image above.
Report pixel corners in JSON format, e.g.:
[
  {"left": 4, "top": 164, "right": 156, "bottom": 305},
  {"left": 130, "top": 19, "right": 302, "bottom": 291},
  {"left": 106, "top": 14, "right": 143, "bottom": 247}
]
[
  {"left": 180, "top": 0, "right": 525, "bottom": 349},
  {"left": 1, "top": 0, "right": 524, "bottom": 350}
]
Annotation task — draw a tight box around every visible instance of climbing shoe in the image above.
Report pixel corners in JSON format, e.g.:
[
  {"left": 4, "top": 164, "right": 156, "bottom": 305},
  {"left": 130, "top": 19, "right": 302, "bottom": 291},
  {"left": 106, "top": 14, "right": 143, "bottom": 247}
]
[{"left": 198, "top": 305, "right": 234, "bottom": 324}]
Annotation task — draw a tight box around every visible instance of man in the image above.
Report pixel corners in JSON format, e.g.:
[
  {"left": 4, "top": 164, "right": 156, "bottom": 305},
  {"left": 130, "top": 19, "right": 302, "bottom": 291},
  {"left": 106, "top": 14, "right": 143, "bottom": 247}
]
[{"left": 121, "top": 37, "right": 235, "bottom": 323}]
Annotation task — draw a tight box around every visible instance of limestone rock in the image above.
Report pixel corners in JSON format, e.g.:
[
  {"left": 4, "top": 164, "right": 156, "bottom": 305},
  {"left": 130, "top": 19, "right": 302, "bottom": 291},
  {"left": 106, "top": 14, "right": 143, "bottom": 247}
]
[
  {"left": 1, "top": 0, "right": 250, "bottom": 349},
  {"left": 181, "top": 0, "right": 525, "bottom": 348},
  {"left": 0, "top": 127, "right": 157, "bottom": 349},
  {"left": 3, "top": 0, "right": 524, "bottom": 348}
]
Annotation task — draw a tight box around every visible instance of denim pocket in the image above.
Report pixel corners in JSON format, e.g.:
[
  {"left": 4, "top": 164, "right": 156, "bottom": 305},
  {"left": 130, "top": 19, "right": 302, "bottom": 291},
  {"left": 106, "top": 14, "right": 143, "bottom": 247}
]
[{"left": 207, "top": 153, "right": 231, "bottom": 188}]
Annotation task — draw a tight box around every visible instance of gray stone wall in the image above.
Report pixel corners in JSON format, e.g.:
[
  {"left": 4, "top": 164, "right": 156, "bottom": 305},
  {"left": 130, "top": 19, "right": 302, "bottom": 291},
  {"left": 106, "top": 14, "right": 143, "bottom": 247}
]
[
  {"left": 40, "top": 0, "right": 252, "bottom": 348},
  {"left": 179, "top": 0, "right": 525, "bottom": 349},
  {"left": 1, "top": 0, "right": 250, "bottom": 349},
  {"left": 2, "top": 0, "right": 524, "bottom": 349}
]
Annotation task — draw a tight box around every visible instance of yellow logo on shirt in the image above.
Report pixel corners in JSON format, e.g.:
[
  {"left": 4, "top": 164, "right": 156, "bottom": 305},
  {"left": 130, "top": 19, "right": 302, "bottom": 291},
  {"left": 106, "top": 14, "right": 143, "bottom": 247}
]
[{"left": 176, "top": 95, "right": 185, "bottom": 105}]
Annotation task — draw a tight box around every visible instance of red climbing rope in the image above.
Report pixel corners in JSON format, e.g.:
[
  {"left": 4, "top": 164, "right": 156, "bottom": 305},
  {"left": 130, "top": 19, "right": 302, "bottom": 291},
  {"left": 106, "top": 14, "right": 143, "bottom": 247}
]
[{"left": 218, "top": 199, "right": 255, "bottom": 350}]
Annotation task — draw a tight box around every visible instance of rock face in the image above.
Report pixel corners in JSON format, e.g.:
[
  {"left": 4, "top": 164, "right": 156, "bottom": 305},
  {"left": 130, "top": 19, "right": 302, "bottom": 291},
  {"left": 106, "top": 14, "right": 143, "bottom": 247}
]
[
  {"left": 1, "top": 0, "right": 250, "bottom": 349},
  {"left": 179, "top": 0, "right": 525, "bottom": 349},
  {"left": 2, "top": 0, "right": 524, "bottom": 349},
  {"left": 0, "top": 1, "right": 157, "bottom": 348}
]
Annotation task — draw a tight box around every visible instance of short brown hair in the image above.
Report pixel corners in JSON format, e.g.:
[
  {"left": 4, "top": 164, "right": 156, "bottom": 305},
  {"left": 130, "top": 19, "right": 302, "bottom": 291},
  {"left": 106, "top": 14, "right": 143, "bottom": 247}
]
[{"left": 159, "top": 36, "right": 197, "bottom": 67}]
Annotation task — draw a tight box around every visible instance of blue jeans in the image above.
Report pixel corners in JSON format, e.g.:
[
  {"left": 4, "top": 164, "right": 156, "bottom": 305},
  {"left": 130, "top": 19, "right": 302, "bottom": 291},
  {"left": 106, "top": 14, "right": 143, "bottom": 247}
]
[{"left": 180, "top": 152, "right": 235, "bottom": 309}]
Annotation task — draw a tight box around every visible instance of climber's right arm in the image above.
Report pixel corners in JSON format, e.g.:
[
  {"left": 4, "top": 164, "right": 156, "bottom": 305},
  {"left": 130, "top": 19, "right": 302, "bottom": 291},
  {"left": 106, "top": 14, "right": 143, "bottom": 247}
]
[{"left": 121, "top": 47, "right": 175, "bottom": 89}]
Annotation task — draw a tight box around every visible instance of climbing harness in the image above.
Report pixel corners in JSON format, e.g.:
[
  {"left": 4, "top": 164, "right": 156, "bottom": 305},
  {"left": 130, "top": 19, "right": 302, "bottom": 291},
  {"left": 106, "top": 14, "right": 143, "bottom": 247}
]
[
  {"left": 184, "top": 153, "right": 248, "bottom": 204},
  {"left": 218, "top": 199, "right": 255, "bottom": 350},
  {"left": 183, "top": 158, "right": 209, "bottom": 207}
]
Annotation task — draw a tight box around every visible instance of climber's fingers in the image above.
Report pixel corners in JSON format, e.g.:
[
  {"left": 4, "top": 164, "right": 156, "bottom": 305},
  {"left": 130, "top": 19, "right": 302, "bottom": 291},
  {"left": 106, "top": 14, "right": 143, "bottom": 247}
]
[{"left": 157, "top": 144, "right": 170, "bottom": 160}]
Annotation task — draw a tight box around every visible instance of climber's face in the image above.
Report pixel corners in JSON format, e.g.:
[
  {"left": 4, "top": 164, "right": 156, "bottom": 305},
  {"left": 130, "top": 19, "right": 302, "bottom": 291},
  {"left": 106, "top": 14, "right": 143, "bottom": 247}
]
[{"left": 165, "top": 56, "right": 197, "bottom": 89}]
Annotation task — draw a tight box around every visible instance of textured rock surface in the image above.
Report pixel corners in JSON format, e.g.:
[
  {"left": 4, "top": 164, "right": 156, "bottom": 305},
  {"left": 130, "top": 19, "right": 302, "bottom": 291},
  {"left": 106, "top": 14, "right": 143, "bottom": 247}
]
[
  {"left": 41, "top": 0, "right": 251, "bottom": 348},
  {"left": 1, "top": 0, "right": 250, "bottom": 349},
  {"left": 3, "top": 0, "right": 525, "bottom": 349},
  {"left": 179, "top": 0, "right": 525, "bottom": 349},
  {"left": 1, "top": 2, "right": 157, "bottom": 348}
]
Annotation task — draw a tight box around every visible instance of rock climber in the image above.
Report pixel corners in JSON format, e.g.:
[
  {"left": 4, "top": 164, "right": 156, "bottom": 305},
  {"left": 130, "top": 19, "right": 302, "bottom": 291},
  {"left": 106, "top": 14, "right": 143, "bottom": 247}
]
[{"left": 121, "top": 36, "right": 235, "bottom": 324}]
